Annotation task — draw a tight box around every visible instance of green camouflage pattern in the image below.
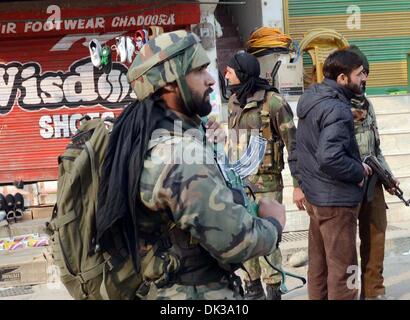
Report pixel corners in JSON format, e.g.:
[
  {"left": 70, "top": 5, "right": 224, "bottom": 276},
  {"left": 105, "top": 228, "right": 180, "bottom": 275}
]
[
  {"left": 228, "top": 90, "right": 299, "bottom": 193},
  {"left": 127, "top": 30, "right": 210, "bottom": 100},
  {"left": 351, "top": 97, "right": 392, "bottom": 173},
  {"left": 148, "top": 281, "right": 241, "bottom": 300},
  {"left": 227, "top": 90, "right": 297, "bottom": 285},
  {"left": 138, "top": 111, "right": 280, "bottom": 299},
  {"left": 242, "top": 191, "right": 283, "bottom": 285}
]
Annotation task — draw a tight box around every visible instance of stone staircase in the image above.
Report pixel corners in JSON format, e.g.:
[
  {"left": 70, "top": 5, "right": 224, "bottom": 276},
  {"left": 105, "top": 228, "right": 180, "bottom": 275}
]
[{"left": 283, "top": 95, "right": 410, "bottom": 232}]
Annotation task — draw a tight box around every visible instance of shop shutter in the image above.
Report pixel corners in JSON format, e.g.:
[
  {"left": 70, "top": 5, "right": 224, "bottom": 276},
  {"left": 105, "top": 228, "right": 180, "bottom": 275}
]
[
  {"left": 0, "top": 1, "right": 200, "bottom": 184},
  {"left": 284, "top": 0, "right": 410, "bottom": 94}
]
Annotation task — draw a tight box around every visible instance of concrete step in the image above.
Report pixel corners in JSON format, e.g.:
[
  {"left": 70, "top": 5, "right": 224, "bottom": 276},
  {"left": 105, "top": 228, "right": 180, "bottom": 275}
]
[
  {"left": 382, "top": 154, "right": 410, "bottom": 176},
  {"left": 371, "top": 95, "right": 410, "bottom": 115},
  {"left": 379, "top": 132, "right": 410, "bottom": 156},
  {"left": 376, "top": 112, "right": 410, "bottom": 134}
]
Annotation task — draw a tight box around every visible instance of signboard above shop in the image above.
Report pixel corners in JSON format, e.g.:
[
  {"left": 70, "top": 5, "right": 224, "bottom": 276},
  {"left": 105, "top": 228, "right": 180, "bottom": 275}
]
[{"left": 0, "top": 2, "right": 200, "bottom": 38}]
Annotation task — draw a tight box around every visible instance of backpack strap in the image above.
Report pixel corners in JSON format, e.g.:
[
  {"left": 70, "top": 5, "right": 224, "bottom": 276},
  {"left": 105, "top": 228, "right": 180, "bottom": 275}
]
[
  {"left": 259, "top": 91, "right": 284, "bottom": 173},
  {"left": 85, "top": 140, "right": 99, "bottom": 203},
  {"left": 261, "top": 91, "right": 283, "bottom": 140},
  {"left": 47, "top": 210, "right": 77, "bottom": 231}
]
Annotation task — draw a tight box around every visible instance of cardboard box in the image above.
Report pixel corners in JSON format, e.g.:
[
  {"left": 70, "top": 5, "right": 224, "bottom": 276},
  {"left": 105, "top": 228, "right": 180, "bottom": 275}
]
[
  {"left": 258, "top": 52, "right": 304, "bottom": 96},
  {"left": 0, "top": 247, "right": 47, "bottom": 287}
]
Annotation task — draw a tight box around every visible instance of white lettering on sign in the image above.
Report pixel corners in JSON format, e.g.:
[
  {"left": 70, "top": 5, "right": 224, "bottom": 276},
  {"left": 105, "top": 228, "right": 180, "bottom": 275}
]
[
  {"left": 45, "top": 5, "right": 62, "bottom": 31},
  {"left": 39, "top": 112, "right": 115, "bottom": 139},
  {"left": 19, "top": 13, "right": 177, "bottom": 34},
  {"left": 0, "top": 22, "right": 17, "bottom": 34},
  {"left": 23, "top": 17, "right": 105, "bottom": 33},
  {"left": 0, "top": 58, "right": 136, "bottom": 115},
  {"left": 111, "top": 14, "right": 176, "bottom": 28}
]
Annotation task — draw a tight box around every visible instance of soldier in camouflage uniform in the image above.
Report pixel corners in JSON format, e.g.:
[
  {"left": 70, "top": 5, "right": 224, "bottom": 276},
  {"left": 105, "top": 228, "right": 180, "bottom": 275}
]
[
  {"left": 224, "top": 51, "right": 305, "bottom": 300},
  {"left": 348, "top": 46, "right": 400, "bottom": 300},
  {"left": 117, "top": 30, "right": 286, "bottom": 300}
]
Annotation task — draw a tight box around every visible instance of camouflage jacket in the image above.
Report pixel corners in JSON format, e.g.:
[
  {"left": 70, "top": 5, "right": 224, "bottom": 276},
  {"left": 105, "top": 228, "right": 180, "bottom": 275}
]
[
  {"left": 228, "top": 90, "right": 299, "bottom": 193},
  {"left": 138, "top": 110, "right": 280, "bottom": 281},
  {"left": 351, "top": 97, "right": 392, "bottom": 174}
]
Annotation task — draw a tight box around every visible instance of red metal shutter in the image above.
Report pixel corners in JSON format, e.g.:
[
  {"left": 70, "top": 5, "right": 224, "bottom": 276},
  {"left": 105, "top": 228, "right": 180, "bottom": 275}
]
[{"left": 0, "top": 2, "right": 200, "bottom": 184}]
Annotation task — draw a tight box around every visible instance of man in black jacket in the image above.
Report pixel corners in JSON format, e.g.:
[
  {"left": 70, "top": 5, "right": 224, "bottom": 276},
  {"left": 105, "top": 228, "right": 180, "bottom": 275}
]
[{"left": 296, "top": 49, "right": 371, "bottom": 300}]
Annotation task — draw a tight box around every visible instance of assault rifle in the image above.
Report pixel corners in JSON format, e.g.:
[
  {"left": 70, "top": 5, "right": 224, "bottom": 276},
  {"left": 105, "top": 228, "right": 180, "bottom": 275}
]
[{"left": 363, "top": 155, "right": 409, "bottom": 206}]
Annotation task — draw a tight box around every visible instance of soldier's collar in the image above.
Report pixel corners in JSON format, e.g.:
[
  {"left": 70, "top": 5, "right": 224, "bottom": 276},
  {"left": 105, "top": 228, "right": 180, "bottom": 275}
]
[
  {"left": 231, "top": 90, "right": 265, "bottom": 107},
  {"left": 246, "top": 90, "right": 266, "bottom": 103},
  {"left": 170, "top": 109, "right": 201, "bottom": 130}
]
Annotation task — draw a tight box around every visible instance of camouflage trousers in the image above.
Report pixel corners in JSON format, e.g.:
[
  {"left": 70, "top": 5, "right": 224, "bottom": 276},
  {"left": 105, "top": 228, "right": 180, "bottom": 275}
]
[
  {"left": 242, "top": 191, "right": 283, "bottom": 285},
  {"left": 147, "top": 280, "right": 243, "bottom": 300}
]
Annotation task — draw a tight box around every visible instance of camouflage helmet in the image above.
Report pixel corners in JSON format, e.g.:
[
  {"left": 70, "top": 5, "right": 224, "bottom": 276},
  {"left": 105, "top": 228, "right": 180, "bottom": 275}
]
[{"left": 127, "top": 30, "right": 210, "bottom": 102}]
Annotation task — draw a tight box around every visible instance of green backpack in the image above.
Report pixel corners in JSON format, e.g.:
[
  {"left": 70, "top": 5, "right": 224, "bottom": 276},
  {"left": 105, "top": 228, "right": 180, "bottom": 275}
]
[{"left": 46, "top": 117, "right": 142, "bottom": 300}]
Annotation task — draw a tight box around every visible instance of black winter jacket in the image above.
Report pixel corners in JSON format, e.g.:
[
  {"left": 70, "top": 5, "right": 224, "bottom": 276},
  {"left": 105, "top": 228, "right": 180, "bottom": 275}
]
[{"left": 296, "top": 79, "right": 364, "bottom": 207}]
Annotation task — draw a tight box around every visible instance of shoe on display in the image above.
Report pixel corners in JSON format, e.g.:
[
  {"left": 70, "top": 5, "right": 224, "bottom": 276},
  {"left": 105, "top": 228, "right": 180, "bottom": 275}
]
[
  {"left": 5, "top": 194, "right": 16, "bottom": 223},
  {"left": 142, "top": 29, "right": 149, "bottom": 43},
  {"left": 0, "top": 210, "right": 6, "bottom": 222},
  {"left": 89, "top": 39, "right": 102, "bottom": 68},
  {"left": 126, "top": 36, "right": 135, "bottom": 63},
  {"left": 14, "top": 192, "right": 25, "bottom": 221},
  {"left": 134, "top": 30, "right": 145, "bottom": 51},
  {"left": 100, "top": 45, "right": 112, "bottom": 74},
  {"left": 115, "top": 36, "right": 127, "bottom": 63}
]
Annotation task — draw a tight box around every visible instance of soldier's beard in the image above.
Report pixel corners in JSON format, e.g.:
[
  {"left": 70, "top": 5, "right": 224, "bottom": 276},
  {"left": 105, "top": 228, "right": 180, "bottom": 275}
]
[{"left": 192, "top": 88, "right": 213, "bottom": 117}]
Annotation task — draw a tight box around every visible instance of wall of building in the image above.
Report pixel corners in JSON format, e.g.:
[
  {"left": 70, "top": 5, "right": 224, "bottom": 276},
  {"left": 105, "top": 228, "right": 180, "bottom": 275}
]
[
  {"left": 228, "top": 0, "right": 263, "bottom": 45},
  {"left": 262, "top": 0, "right": 285, "bottom": 31}
]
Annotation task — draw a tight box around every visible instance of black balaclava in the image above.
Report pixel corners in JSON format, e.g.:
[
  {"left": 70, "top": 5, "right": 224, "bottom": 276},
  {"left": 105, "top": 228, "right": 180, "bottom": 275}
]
[{"left": 227, "top": 51, "right": 277, "bottom": 107}]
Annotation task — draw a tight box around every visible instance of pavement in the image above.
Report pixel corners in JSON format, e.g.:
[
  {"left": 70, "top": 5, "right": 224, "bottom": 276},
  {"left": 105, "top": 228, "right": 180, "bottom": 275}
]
[
  {"left": 281, "top": 221, "right": 410, "bottom": 300},
  {"left": 1, "top": 221, "right": 410, "bottom": 300}
]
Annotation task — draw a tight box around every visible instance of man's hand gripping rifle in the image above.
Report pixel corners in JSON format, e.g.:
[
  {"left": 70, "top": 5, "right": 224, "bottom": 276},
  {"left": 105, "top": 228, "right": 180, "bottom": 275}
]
[{"left": 364, "top": 155, "right": 409, "bottom": 206}]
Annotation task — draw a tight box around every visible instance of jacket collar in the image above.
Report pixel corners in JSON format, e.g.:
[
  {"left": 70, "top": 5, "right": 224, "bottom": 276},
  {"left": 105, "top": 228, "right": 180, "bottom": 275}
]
[
  {"left": 323, "top": 78, "right": 355, "bottom": 103},
  {"left": 231, "top": 89, "right": 266, "bottom": 109}
]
